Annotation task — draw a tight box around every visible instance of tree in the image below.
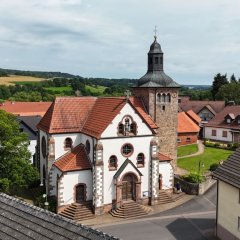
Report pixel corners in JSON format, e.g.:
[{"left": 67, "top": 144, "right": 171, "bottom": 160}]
[
  {"left": 0, "top": 110, "right": 39, "bottom": 192},
  {"left": 216, "top": 82, "right": 240, "bottom": 104},
  {"left": 211, "top": 73, "right": 229, "bottom": 100},
  {"left": 230, "top": 74, "right": 237, "bottom": 83}
]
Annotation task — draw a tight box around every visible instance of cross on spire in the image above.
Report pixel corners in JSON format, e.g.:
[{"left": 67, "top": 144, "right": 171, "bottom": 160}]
[
  {"left": 154, "top": 26, "right": 157, "bottom": 40},
  {"left": 124, "top": 89, "right": 131, "bottom": 100}
]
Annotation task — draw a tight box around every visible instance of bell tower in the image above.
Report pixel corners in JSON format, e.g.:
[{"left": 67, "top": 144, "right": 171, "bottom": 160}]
[{"left": 132, "top": 34, "right": 180, "bottom": 169}]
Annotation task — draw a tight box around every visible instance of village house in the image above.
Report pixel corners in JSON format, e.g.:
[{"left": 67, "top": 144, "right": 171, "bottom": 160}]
[
  {"left": 212, "top": 148, "right": 240, "bottom": 240},
  {"left": 37, "top": 36, "right": 180, "bottom": 219},
  {"left": 204, "top": 105, "right": 240, "bottom": 144}
]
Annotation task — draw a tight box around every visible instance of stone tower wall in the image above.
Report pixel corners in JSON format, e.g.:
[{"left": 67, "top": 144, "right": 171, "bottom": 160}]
[{"left": 133, "top": 87, "right": 179, "bottom": 169}]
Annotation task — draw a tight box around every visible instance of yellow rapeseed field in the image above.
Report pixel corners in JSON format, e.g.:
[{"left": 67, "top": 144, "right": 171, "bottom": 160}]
[{"left": 0, "top": 75, "right": 46, "bottom": 86}]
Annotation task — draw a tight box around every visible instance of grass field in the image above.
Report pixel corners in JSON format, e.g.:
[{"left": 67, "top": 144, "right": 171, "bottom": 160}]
[
  {"left": 44, "top": 86, "right": 72, "bottom": 92},
  {"left": 178, "top": 147, "right": 233, "bottom": 173},
  {"left": 177, "top": 144, "right": 198, "bottom": 157},
  {"left": 0, "top": 75, "right": 45, "bottom": 86},
  {"left": 85, "top": 85, "right": 106, "bottom": 94}
]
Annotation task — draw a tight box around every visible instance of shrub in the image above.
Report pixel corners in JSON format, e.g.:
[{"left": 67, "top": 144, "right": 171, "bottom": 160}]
[
  {"left": 182, "top": 172, "right": 204, "bottom": 183},
  {"left": 0, "top": 178, "right": 10, "bottom": 192},
  {"left": 214, "top": 143, "right": 220, "bottom": 147},
  {"left": 209, "top": 163, "right": 220, "bottom": 171}
]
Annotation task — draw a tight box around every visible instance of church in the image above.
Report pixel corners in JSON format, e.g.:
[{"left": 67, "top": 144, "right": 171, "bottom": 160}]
[{"left": 37, "top": 35, "right": 180, "bottom": 217}]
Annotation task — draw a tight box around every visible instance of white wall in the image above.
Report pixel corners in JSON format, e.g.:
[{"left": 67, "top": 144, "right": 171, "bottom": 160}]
[
  {"left": 204, "top": 127, "right": 232, "bottom": 142},
  {"left": 159, "top": 162, "right": 173, "bottom": 189},
  {"left": 102, "top": 103, "right": 153, "bottom": 138},
  {"left": 218, "top": 181, "right": 240, "bottom": 239},
  {"left": 49, "top": 165, "right": 62, "bottom": 196},
  {"left": 28, "top": 139, "right": 37, "bottom": 164},
  {"left": 101, "top": 136, "right": 153, "bottom": 205},
  {"left": 59, "top": 170, "right": 93, "bottom": 205},
  {"left": 52, "top": 133, "right": 95, "bottom": 162}
]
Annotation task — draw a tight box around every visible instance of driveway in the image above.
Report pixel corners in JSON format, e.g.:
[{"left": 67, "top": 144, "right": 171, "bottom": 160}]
[{"left": 99, "top": 185, "right": 217, "bottom": 240}]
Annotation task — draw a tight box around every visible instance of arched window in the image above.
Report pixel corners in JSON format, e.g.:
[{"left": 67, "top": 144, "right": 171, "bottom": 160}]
[
  {"left": 130, "top": 122, "right": 137, "bottom": 135},
  {"left": 157, "top": 93, "right": 161, "bottom": 102},
  {"left": 64, "top": 138, "right": 73, "bottom": 149},
  {"left": 161, "top": 94, "right": 166, "bottom": 103},
  {"left": 118, "top": 116, "right": 137, "bottom": 136},
  {"left": 109, "top": 155, "right": 118, "bottom": 170},
  {"left": 166, "top": 93, "right": 171, "bottom": 103},
  {"left": 118, "top": 123, "right": 124, "bottom": 134},
  {"left": 122, "top": 143, "right": 134, "bottom": 157},
  {"left": 137, "top": 153, "right": 145, "bottom": 167},
  {"left": 86, "top": 140, "right": 90, "bottom": 154}
]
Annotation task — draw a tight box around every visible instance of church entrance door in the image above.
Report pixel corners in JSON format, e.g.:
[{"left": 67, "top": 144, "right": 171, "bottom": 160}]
[
  {"left": 122, "top": 174, "right": 136, "bottom": 201},
  {"left": 76, "top": 184, "right": 85, "bottom": 204}
]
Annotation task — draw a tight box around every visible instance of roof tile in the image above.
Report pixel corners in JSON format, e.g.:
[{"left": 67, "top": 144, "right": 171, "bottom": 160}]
[{"left": 178, "top": 112, "right": 200, "bottom": 133}]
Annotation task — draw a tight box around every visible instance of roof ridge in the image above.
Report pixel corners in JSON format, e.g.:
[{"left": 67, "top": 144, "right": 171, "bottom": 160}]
[{"left": 0, "top": 193, "right": 118, "bottom": 239}]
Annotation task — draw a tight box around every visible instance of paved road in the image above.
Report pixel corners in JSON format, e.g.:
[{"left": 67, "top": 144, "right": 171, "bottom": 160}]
[{"left": 100, "top": 185, "right": 217, "bottom": 240}]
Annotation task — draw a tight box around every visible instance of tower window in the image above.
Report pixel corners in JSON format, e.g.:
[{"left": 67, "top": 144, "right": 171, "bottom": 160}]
[
  {"left": 166, "top": 94, "right": 171, "bottom": 103},
  {"left": 162, "top": 106, "right": 165, "bottom": 111},
  {"left": 160, "top": 57, "right": 163, "bottom": 64},
  {"left": 157, "top": 93, "right": 161, "bottom": 102},
  {"left": 148, "top": 57, "right": 153, "bottom": 64},
  {"left": 155, "top": 57, "right": 158, "bottom": 64}
]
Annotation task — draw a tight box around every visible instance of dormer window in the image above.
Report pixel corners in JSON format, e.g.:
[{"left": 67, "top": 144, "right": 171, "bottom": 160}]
[
  {"left": 238, "top": 119, "right": 240, "bottom": 124},
  {"left": 118, "top": 116, "right": 137, "bottom": 136},
  {"left": 226, "top": 118, "right": 231, "bottom": 124}
]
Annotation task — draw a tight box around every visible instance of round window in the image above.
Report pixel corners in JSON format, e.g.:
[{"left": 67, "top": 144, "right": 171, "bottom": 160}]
[
  {"left": 121, "top": 143, "right": 134, "bottom": 157},
  {"left": 41, "top": 136, "right": 47, "bottom": 158}
]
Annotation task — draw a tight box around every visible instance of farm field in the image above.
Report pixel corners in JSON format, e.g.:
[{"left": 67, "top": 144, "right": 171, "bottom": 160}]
[
  {"left": 178, "top": 147, "right": 233, "bottom": 173},
  {"left": 85, "top": 85, "right": 106, "bottom": 94},
  {"left": 0, "top": 75, "right": 45, "bottom": 86}
]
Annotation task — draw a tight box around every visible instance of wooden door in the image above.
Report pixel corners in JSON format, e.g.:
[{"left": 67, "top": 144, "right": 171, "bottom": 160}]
[
  {"left": 122, "top": 174, "right": 135, "bottom": 201},
  {"left": 76, "top": 184, "right": 85, "bottom": 204}
]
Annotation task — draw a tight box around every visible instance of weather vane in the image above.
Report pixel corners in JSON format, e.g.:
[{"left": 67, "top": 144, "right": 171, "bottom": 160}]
[{"left": 154, "top": 26, "right": 157, "bottom": 40}]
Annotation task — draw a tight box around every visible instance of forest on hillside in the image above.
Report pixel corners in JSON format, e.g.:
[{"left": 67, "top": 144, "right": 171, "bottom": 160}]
[{"left": 0, "top": 68, "right": 240, "bottom": 104}]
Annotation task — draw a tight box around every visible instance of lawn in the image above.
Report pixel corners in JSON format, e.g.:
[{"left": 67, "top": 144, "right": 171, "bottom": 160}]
[
  {"left": 177, "top": 144, "right": 198, "bottom": 157},
  {"left": 178, "top": 147, "right": 233, "bottom": 173},
  {"left": 85, "top": 85, "right": 106, "bottom": 94}
]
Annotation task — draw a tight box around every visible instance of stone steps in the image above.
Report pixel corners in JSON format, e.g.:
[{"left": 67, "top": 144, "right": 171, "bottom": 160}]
[
  {"left": 59, "top": 203, "right": 95, "bottom": 222},
  {"left": 157, "top": 190, "right": 186, "bottom": 204},
  {"left": 110, "top": 201, "right": 151, "bottom": 218}
]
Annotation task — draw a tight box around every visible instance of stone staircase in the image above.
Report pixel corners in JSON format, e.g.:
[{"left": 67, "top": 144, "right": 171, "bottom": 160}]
[
  {"left": 110, "top": 201, "right": 152, "bottom": 218},
  {"left": 59, "top": 202, "right": 95, "bottom": 222},
  {"left": 158, "top": 190, "right": 185, "bottom": 204}
]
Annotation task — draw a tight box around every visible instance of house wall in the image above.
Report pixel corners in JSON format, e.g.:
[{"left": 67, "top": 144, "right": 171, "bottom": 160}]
[
  {"left": 217, "top": 181, "right": 240, "bottom": 240},
  {"left": 204, "top": 127, "right": 232, "bottom": 143},
  {"left": 59, "top": 170, "right": 93, "bottom": 206},
  {"left": 159, "top": 162, "right": 173, "bottom": 190},
  {"left": 177, "top": 133, "right": 198, "bottom": 146}
]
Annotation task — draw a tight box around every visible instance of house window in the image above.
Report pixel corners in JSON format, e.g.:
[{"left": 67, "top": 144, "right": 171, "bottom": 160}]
[
  {"left": 86, "top": 140, "right": 90, "bottom": 154},
  {"left": 226, "top": 118, "right": 231, "bottom": 124},
  {"left": 177, "top": 138, "right": 181, "bottom": 143},
  {"left": 212, "top": 130, "right": 216, "bottom": 136},
  {"left": 222, "top": 131, "right": 228, "bottom": 138},
  {"left": 64, "top": 138, "right": 73, "bottom": 149},
  {"left": 186, "top": 137, "right": 191, "bottom": 142},
  {"left": 122, "top": 143, "right": 134, "bottom": 157},
  {"left": 155, "top": 57, "right": 158, "bottom": 64},
  {"left": 137, "top": 153, "right": 145, "bottom": 167},
  {"left": 109, "top": 155, "right": 117, "bottom": 170}
]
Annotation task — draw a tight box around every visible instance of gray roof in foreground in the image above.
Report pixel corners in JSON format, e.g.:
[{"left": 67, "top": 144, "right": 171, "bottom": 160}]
[
  {"left": 212, "top": 147, "right": 240, "bottom": 188},
  {"left": 0, "top": 193, "right": 119, "bottom": 240}
]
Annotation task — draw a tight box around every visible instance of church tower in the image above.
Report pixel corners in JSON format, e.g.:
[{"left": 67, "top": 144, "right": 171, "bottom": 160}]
[{"left": 132, "top": 35, "right": 180, "bottom": 169}]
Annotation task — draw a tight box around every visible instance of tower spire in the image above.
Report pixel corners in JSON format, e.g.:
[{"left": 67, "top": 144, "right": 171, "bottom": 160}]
[{"left": 154, "top": 26, "right": 157, "bottom": 41}]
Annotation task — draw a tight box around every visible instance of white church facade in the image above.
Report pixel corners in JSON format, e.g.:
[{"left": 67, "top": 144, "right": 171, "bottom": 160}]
[{"left": 37, "top": 36, "right": 180, "bottom": 215}]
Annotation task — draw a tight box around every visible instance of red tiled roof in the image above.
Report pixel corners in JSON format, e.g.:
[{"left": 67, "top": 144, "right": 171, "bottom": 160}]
[
  {"left": 205, "top": 105, "right": 240, "bottom": 130},
  {"left": 38, "top": 97, "right": 97, "bottom": 133},
  {"left": 129, "top": 97, "right": 158, "bottom": 129},
  {"left": 158, "top": 152, "right": 172, "bottom": 161},
  {"left": 0, "top": 101, "right": 51, "bottom": 116},
  {"left": 54, "top": 144, "right": 91, "bottom": 172},
  {"left": 186, "top": 110, "right": 201, "bottom": 124},
  {"left": 179, "top": 100, "right": 225, "bottom": 115},
  {"left": 38, "top": 96, "right": 157, "bottom": 138},
  {"left": 178, "top": 112, "right": 200, "bottom": 133}
]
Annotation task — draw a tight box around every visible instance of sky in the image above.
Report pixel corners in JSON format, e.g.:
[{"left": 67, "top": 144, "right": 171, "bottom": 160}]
[{"left": 1, "top": 0, "right": 240, "bottom": 85}]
